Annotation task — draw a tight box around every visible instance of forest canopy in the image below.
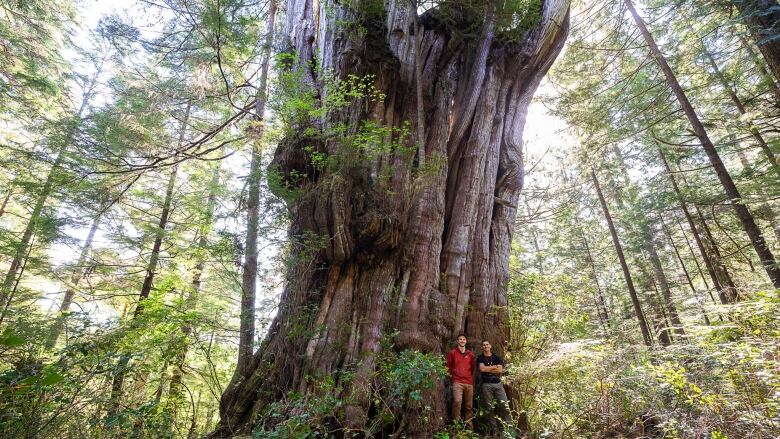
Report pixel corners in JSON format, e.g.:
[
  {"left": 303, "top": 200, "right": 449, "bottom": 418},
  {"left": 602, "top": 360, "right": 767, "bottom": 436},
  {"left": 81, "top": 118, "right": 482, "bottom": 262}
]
[{"left": 0, "top": 0, "right": 778, "bottom": 438}]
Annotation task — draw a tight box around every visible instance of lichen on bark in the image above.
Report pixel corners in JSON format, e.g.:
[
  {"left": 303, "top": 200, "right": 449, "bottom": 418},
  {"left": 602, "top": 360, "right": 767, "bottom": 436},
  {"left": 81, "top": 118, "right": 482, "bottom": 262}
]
[{"left": 213, "top": 0, "right": 571, "bottom": 436}]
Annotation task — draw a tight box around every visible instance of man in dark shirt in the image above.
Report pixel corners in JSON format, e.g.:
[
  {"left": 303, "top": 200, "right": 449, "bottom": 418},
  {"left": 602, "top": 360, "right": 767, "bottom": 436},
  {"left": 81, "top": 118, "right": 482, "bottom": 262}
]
[
  {"left": 477, "top": 340, "right": 511, "bottom": 435},
  {"left": 446, "top": 334, "right": 475, "bottom": 427}
]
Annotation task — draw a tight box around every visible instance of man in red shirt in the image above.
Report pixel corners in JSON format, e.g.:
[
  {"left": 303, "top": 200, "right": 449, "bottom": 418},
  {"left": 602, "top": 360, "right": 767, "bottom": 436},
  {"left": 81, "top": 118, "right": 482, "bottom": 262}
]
[{"left": 446, "top": 334, "right": 475, "bottom": 426}]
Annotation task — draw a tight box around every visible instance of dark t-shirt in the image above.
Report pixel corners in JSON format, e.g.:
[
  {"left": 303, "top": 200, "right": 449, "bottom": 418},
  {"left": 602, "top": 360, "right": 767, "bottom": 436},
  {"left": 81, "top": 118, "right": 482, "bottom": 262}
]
[{"left": 477, "top": 354, "right": 504, "bottom": 384}]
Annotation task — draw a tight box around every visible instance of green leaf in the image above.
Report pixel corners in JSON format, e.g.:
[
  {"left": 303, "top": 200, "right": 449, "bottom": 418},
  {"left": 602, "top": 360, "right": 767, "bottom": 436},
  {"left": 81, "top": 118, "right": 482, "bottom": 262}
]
[
  {"left": 0, "top": 329, "right": 25, "bottom": 347},
  {"left": 40, "top": 372, "right": 64, "bottom": 385}
]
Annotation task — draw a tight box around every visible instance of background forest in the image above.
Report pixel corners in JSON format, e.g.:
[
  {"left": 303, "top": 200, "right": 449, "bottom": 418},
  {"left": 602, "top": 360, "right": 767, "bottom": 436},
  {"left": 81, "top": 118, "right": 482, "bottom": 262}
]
[{"left": 0, "top": 0, "right": 778, "bottom": 438}]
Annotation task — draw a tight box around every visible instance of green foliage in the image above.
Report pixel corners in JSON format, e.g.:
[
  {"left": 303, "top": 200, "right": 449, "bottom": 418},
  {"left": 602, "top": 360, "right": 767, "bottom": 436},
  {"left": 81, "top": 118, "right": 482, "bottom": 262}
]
[
  {"left": 428, "top": 0, "right": 542, "bottom": 44},
  {"left": 250, "top": 337, "right": 449, "bottom": 438},
  {"left": 380, "top": 349, "right": 448, "bottom": 406},
  {"left": 505, "top": 292, "right": 780, "bottom": 438}
]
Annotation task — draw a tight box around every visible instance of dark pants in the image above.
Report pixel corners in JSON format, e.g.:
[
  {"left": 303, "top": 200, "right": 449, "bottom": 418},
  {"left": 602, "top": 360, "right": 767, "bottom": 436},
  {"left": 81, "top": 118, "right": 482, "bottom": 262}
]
[{"left": 481, "top": 382, "right": 511, "bottom": 434}]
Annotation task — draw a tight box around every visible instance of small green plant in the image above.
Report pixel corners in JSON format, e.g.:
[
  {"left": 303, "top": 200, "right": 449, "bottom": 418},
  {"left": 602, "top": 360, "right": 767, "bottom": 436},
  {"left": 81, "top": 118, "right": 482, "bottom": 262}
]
[{"left": 380, "top": 349, "right": 447, "bottom": 405}]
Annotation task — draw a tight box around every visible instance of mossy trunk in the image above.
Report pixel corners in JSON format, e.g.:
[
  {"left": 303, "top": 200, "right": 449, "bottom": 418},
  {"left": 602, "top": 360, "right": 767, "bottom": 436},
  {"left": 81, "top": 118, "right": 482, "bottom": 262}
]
[{"left": 213, "top": 0, "right": 570, "bottom": 436}]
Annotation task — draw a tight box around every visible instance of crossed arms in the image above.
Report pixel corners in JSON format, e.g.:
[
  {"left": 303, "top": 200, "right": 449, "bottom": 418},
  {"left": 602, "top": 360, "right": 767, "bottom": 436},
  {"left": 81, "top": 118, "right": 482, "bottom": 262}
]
[{"left": 478, "top": 363, "right": 503, "bottom": 374}]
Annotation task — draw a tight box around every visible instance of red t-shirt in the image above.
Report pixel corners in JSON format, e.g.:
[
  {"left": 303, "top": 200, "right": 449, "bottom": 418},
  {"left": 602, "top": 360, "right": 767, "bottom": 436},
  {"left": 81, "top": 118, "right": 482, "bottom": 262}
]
[{"left": 447, "top": 347, "right": 475, "bottom": 385}]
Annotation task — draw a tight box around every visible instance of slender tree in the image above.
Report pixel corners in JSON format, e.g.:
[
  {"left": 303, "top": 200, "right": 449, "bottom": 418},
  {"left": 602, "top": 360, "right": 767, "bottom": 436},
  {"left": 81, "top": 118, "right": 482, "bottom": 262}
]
[
  {"left": 168, "top": 166, "right": 220, "bottom": 415},
  {"left": 625, "top": 0, "right": 780, "bottom": 288},
  {"left": 700, "top": 42, "right": 779, "bottom": 175},
  {"left": 44, "top": 211, "right": 103, "bottom": 348},
  {"left": 657, "top": 145, "right": 739, "bottom": 303},
  {"left": 0, "top": 68, "right": 101, "bottom": 309},
  {"left": 591, "top": 169, "right": 652, "bottom": 346},
  {"left": 233, "top": 0, "right": 278, "bottom": 382},
  {"left": 107, "top": 102, "right": 190, "bottom": 417}
]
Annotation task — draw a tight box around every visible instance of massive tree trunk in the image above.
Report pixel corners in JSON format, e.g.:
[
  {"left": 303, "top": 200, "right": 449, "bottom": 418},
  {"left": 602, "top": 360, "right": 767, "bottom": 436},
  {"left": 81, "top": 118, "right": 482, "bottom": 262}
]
[
  {"left": 732, "top": 0, "right": 780, "bottom": 85},
  {"left": 214, "top": 0, "right": 570, "bottom": 436},
  {"left": 626, "top": 0, "right": 780, "bottom": 288}
]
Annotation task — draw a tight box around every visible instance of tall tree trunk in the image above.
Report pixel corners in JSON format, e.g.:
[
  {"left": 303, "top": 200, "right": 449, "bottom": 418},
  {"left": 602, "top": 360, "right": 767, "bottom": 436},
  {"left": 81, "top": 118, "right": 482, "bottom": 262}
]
[
  {"left": 413, "top": 1, "right": 425, "bottom": 165},
  {"left": 657, "top": 147, "right": 738, "bottom": 303},
  {"left": 660, "top": 215, "right": 712, "bottom": 325},
  {"left": 580, "top": 227, "right": 610, "bottom": 328},
  {"left": 737, "top": 32, "right": 780, "bottom": 102},
  {"left": 0, "top": 189, "right": 12, "bottom": 218},
  {"left": 702, "top": 45, "right": 779, "bottom": 175},
  {"left": 0, "top": 71, "right": 99, "bottom": 309},
  {"left": 107, "top": 103, "right": 190, "bottom": 418},
  {"left": 234, "top": 0, "right": 278, "bottom": 380},
  {"left": 643, "top": 270, "right": 672, "bottom": 346},
  {"left": 214, "top": 1, "right": 571, "bottom": 436},
  {"left": 44, "top": 211, "right": 103, "bottom": 349},
  {"left": 609, "top": 145, "right": 683, "bottom": 335},
  {"left": 168, "top": 167, "right": 220, "bottom": 407},
  {"left": 642, "top": 236, "right": 685, "bottom": 337},
  {"left": 0, "top": 145, "right": 66, "bottom": 309},
  {"left": 692, "top": 202, "right": 746, "bottom": 295},
  {"left": 732, "top": 0, "right": 780, "bottom": 85},
  {"left": 106, "top": 166, "right": 178, "bottom": 418},
  {"left": 591, "top": 170, "right": 652, "bottom": 346},
  {"left": 626, "top": 0, "right": 780, "bottom": 288}
]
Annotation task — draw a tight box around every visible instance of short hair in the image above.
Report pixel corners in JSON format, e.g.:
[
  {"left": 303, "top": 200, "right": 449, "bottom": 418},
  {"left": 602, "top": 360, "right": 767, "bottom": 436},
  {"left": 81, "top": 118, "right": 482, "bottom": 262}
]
[
  {"left": 482, "top": 340, "right": 491, "bottom": 344},
  {"left": 456, "top": 333, "right": 467, "bottom": 339}
]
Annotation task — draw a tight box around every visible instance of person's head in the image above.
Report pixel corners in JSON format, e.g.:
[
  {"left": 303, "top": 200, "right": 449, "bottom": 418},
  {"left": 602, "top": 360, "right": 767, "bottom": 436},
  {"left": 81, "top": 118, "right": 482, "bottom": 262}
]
[
  {"left": 456, "top": 334, "right": 467, "bottom": 347},
  {"left": 481, "top": 340, "right": 492, "bottom": 354}
]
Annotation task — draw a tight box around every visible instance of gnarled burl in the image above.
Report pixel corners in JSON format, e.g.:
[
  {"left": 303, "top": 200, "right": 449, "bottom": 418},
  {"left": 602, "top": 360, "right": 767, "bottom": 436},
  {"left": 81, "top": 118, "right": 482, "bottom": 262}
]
[{"left": 214, "top": 0, "right": 569, "bottom": 436}]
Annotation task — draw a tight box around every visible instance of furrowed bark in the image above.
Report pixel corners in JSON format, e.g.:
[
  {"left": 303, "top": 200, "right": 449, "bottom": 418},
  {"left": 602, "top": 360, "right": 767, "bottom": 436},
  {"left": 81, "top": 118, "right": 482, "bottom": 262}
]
[
  {"left": 213, "top": 0, "right": 571, "bottom": 435},
  {"left": 626, "top": 0, "right": 780, "bottom": 288},
  {"left": 591, "top": 170, "right": 652, "bottom": 346}
]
